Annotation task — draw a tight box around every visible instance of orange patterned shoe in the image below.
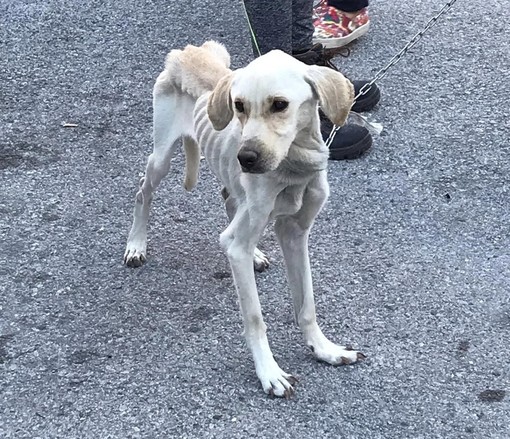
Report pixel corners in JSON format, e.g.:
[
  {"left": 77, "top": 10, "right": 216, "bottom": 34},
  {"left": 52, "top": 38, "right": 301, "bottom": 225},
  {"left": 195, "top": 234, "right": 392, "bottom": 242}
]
[{"left": 313, "top": 7, "right": 370, "bottom": 49}]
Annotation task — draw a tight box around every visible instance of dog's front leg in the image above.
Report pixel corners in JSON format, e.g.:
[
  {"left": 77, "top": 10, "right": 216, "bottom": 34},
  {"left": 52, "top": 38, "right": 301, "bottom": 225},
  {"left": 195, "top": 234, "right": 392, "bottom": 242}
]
[
  {"left": 222, "top": 189, "right": 269, "bottom": 272},
  {"left": 275, "top": 173, "right": 365, "bottom": 366},
  {"left": 220, "top": 204, "right": 297, "bottom": 398}
]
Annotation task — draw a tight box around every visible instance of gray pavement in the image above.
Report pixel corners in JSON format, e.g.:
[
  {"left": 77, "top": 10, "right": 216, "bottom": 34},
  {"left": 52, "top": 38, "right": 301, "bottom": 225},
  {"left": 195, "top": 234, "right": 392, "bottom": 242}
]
[{"left": 1, "top": 0, "right": 509, "bottom": 437}]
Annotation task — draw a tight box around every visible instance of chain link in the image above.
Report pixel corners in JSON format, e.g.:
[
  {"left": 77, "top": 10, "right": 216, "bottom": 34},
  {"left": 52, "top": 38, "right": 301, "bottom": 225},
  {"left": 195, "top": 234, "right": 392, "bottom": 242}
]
[{"left": 326, "top": 0, "right": 459, "bottom": 147}]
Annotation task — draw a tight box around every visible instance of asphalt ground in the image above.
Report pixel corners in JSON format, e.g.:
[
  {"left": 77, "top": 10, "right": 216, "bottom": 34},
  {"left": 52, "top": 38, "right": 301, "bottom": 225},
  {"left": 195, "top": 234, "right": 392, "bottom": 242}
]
[{"left": 1, "top": 0, "right": 509, "bottom": 438}]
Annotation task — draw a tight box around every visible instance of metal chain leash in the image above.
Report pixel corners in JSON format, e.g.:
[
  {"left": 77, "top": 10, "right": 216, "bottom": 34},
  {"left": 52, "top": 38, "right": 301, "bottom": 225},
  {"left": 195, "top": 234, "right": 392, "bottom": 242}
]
[{"left": 326, "top": 0, "right": 459, "bottom": 147}]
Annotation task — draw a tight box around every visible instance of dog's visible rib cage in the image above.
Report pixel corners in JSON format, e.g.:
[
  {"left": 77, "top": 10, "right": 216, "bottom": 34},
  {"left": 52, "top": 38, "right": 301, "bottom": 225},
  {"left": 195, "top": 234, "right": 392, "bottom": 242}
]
[{"left": 124, "top": 41, "right": 364, "bottom": 397}]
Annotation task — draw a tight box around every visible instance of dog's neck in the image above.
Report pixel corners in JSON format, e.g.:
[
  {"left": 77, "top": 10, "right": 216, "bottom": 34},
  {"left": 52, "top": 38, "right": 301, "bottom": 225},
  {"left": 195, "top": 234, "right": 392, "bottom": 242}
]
[{"left": 275, "top": 125, "right": 329, "bottom": 183}]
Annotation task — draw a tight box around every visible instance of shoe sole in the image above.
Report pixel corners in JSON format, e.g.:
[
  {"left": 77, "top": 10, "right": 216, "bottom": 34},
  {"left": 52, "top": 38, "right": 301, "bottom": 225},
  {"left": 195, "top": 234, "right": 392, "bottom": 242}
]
[
  {"left": 313, "top": 21, "right": 370, "bottom": 49},
  {"left": 329, "top": 130, "right": 372, "bottom": 160}
]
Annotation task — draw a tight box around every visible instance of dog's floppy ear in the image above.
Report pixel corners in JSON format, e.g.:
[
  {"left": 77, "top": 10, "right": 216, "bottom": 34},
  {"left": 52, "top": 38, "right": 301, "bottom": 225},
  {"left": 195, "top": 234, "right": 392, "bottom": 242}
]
[
  {"left": 207, "top": 72, "right": 234, "bottom": 131},
  {"left": 305, "top": 66, "right": 354, "bottom": 127}
]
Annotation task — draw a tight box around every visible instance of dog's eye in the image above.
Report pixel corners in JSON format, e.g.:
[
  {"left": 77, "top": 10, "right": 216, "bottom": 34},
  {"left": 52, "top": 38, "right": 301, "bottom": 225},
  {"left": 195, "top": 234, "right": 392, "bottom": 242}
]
[
  {"left": 234, "top": 101, "right": 245, "bottom": 113},
  {"left": 271, "top": 100, "right": 289, "bottom": 112}
]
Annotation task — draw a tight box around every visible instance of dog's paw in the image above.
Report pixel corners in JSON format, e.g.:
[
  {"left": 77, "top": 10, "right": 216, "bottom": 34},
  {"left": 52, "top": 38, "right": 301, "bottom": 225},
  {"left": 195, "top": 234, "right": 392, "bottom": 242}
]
[
  {"left": 124, "top": 243, "right": 147, "bottom": 268},
  {"left": 257, "top": 362, "right": 298, "bottom": 399},
  {"left": 253, "top": 248, "right": 269, "bottom": 272},
  {"left": 309, "top": 340, "right": 366, "bottom": 366}
]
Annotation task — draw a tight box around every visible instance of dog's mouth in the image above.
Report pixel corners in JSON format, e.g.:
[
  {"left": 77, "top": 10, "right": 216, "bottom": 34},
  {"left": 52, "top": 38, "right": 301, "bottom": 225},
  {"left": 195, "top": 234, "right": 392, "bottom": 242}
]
[{"left": 241, "top": 166, "right": 266, "bottom": 174}]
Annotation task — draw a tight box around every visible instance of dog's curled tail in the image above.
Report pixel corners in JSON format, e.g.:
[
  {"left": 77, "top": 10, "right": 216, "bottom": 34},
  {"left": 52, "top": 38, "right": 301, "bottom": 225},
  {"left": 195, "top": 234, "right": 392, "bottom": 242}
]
[
  {"left": 162, "top": 41, "right": 231, "bottom": 98},
  {"left": 183, "top": 136, "right": 200, "bottom": 191}
]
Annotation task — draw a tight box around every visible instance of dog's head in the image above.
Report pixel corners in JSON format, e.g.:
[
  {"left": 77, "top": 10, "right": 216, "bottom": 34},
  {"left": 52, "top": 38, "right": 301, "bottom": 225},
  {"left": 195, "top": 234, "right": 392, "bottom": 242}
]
[{"left": 207, "top": 50, "right": 354, "bottom": 173}]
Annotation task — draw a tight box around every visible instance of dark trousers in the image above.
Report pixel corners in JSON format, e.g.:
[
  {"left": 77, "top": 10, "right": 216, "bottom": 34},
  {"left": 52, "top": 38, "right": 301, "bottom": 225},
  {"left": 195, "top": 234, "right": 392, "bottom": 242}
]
[{"left": 243, "top": 0, "right": 314, "bottom": 55}]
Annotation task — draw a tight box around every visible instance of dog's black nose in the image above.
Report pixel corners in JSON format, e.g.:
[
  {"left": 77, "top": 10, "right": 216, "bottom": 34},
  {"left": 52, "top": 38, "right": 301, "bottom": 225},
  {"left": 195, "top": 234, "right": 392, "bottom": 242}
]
[{"left": 237, "top": 149, "right": 259, "bottom": 170}]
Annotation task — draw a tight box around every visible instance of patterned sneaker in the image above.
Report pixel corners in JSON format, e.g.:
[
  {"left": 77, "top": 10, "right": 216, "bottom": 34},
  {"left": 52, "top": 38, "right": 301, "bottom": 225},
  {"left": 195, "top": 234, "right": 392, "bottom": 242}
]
[
  {"left": 313, "top": 7, "right": 370, "bottom": 49},
  {"left": 312, "top": 0, "right": 329, "bottom": 19}
]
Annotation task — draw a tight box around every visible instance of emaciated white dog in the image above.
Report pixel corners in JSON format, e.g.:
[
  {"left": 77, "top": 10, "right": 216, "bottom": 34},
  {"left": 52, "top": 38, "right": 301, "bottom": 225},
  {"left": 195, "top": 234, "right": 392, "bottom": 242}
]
[{"left": 124, "top": 41, "right": 365, "bottom": 398}]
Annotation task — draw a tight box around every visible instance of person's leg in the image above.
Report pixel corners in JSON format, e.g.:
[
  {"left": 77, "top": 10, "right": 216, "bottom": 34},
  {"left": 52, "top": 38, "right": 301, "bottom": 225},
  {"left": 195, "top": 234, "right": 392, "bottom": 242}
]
[
  {"left": 243, "top": 0, "right": 293, "bottom": 55},
  {"left": 291, "top": 0, "right": 314, "bottom": 53}
]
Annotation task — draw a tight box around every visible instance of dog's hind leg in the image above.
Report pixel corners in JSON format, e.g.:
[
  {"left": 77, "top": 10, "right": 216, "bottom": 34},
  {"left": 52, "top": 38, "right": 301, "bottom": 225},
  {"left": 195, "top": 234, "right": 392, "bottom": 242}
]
[
  {"left": 274, "top": 172, "right": 365, "bottom": 366},
  {"left": 124, "top": 91, "right": 194, "bottom": 267},
  {"left": 221, "top": 188, "right": 269, "bottom": 272}
]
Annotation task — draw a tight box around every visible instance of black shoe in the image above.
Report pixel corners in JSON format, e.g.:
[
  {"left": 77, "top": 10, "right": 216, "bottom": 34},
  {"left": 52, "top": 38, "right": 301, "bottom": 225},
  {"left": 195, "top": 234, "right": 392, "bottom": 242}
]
[
  {"left": 321, "top": 112, "right": 372, "bottom": 160},
  {"left": 351, "top": 80, "right": 380, "bottom": 113},
  {"left": 293, "top": 44, "right": 380, "bottom": 112},
  {"left": 292, "top": 43, "right": 346, "bottom": 67}
]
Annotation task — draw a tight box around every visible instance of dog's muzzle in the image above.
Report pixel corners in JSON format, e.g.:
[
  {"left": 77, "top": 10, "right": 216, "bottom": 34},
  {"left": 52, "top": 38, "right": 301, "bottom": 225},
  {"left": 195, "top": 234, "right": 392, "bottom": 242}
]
[{"left": 238, "top": 149, "right": 263, "bottom": 173}]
